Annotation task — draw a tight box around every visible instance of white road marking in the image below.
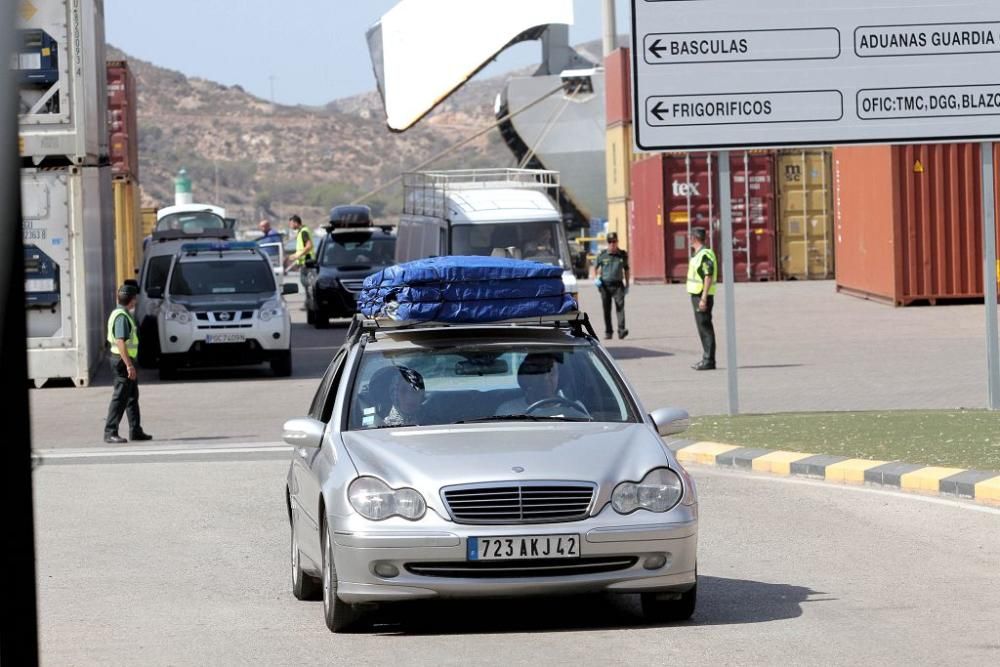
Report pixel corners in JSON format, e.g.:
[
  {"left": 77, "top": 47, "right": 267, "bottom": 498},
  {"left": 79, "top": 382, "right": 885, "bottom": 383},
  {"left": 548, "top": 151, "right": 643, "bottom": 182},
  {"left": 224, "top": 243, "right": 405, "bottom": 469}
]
[
  {"left": 693, "top": 464, "right": 1000, "bottom": 516},
  {"left": 35, "top": 442, "right": 290, "bottom": 463}
]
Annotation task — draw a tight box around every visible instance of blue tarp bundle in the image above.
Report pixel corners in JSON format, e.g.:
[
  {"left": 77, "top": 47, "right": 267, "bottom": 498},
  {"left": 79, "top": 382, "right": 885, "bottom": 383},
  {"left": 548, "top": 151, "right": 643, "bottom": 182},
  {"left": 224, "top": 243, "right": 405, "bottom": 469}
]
[{"left": 359, "top": 256, "right": 576, "bottom": 323}]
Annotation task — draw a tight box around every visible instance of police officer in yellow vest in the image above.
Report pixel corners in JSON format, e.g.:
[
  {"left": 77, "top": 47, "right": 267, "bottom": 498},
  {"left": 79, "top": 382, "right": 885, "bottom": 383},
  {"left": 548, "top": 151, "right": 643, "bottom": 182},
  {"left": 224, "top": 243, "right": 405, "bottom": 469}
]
[
  {"left": 104, "top": 283, "right": 152, "bottom": 443},
  {"left": 285, "top": 214, "right": 315, "bottom": 291},
  {"left": 688, "top": 228, "right": 718, "bottom": 371}
]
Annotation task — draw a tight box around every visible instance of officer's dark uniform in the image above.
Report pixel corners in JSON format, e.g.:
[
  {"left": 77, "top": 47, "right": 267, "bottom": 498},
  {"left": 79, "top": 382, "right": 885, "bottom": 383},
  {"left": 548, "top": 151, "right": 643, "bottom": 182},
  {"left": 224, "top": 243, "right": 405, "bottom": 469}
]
[
  {"left": 596, "top": 234, "right": 629, "bottom": 340},
  {"left": 104, "top": 284, "right": 152, "bottom": 443}
]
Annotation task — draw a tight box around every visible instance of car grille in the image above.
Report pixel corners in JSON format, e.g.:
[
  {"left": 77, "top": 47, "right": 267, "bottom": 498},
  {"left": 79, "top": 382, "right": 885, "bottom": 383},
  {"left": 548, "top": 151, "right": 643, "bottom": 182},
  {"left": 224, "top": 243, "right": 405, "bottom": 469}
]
[
  {"left": 441, "top": 482, "right": 596, "bottom": 524},
  {"left": 194, "top": 311, "right": 255, "bottom": 329},
  {"left": 339, "top": 278, "right": 366, "bottom": 293},
  {"left": 405, "top": 557, "right": 637, "bottom": 578}
]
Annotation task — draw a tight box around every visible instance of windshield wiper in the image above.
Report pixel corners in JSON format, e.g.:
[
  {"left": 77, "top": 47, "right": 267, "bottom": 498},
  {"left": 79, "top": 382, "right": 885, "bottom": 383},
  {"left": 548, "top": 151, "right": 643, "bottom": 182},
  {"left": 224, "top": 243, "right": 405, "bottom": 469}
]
[{"left": 453, "top": 414, "right": 591, "bottom": 424}]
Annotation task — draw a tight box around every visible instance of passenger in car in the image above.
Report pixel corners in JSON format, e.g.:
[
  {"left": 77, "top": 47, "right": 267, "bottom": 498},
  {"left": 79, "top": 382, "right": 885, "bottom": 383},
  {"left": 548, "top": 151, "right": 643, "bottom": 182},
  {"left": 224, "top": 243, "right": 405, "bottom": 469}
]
[{"left": 368, "top": 366, "right": 427, "bottom": 427}]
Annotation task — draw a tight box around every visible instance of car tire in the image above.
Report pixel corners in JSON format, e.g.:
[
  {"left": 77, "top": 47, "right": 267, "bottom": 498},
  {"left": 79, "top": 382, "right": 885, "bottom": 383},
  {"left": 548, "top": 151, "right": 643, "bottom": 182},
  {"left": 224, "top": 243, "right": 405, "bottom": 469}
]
[
  {"left": 315, "top": 313, "right": 330, "bottom": 329},
  {"left": 158, "top": 357, "right": 178, "bottom": 381},
  {"left": 322, "top": 523, "right": 362, "bottom": 633},
  {"left": 271, "top": 350, "right": 293, "bottom": 377},
  {"left": 641, "top": 582, "right": 697, "bottom": 623},
  {"left": 306, "top": 308, "right": 316, "bottom": 325},
  {"left": 290, "top": 511, "right": 321, "bottom": 601},
  {"left": 137, "top": 324, "right": 160, "bottom": 369}
]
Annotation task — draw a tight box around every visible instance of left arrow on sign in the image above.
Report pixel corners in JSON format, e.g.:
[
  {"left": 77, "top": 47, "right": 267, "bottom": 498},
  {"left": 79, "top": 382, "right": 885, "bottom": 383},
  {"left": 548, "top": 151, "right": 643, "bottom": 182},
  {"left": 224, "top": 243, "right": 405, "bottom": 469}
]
[
  {"left": 648, "top": 38, "right": 668, "bottom": 59},
  {"left": 650, "top": 101, "right": 668, "bottom": 121}
]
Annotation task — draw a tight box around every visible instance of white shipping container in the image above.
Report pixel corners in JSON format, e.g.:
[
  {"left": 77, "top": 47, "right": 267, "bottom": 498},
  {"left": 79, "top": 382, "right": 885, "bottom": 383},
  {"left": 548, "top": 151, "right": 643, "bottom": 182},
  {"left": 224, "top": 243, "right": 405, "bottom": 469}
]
[
  {"left": 17, "top": 0, "right": 108, "bottom": 163},
  {"left": 22, "top": 166, "right": 115, "bottom": 387}
]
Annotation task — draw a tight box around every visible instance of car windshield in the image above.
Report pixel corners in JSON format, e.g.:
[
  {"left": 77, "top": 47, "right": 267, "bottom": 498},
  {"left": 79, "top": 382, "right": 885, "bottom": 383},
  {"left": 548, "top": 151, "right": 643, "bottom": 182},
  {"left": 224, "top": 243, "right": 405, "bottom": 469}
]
[
  {"left": 321, "top": 233, "right": 396, "bottom": 267},
  {"left": 168, "top": 259, "right": 275, "bottom": 296},
  {"left": 451, "top": 221, "right": 568, "bottom": 267},
  {"left": 143, "top": 255, "right": 173, "bottom": 293},
  {"left": 155, "top": 211, "right": 226, "bottom": 234},
  {"left": 348, "top": 342, "right": 635, "bottom": 430}
]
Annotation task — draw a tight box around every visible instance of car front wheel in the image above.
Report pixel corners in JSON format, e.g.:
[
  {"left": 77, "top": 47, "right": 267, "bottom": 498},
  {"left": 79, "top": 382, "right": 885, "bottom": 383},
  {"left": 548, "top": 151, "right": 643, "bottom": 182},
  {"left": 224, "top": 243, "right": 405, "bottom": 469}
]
[
  {"left": 290, "top": 510, "right": 321, "bottom": 601},
  {"left": 641, "top": 582, "right": 697, "bottom": 623},
  {"left": 322, "top": 523, "right": 362, "bottom": 633}
]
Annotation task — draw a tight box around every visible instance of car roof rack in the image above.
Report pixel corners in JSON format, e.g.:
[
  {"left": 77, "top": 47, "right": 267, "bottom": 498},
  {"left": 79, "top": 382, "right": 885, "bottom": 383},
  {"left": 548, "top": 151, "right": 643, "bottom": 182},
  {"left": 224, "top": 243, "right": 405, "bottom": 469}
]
[
  {"left": 151, "top": 229, "right": 233, "bottom": 242},
  {"left": 179, "top": 241, "right": 262, "bottom": 256},
  {"left": 346, "top": 310, "right": 596, "bottom": 344}
]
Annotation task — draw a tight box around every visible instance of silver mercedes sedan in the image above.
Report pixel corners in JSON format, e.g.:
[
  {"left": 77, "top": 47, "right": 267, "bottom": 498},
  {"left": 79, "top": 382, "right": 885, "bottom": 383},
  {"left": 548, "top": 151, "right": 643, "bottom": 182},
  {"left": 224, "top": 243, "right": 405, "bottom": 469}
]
[{"left": 284, "top": 314, "right": 698, "bottom": 632}]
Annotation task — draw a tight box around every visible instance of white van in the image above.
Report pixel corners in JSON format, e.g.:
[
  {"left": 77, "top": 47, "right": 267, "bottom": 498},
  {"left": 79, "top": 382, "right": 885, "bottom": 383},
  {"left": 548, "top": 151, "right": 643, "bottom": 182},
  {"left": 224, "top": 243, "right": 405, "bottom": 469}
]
[{"left": 395, "top": 169, "right": 578, "bottom": 296}]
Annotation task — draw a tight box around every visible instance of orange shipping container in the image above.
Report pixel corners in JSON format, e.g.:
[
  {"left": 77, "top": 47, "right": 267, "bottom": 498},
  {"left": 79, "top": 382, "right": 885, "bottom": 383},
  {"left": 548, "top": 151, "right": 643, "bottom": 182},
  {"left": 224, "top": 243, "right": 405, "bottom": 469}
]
[
  {"left": 606, "top": 124, "right": 634, "bottom": 200},
  {"left": 107, "top": 61, "right": 140, "bottom": 180},
  {"left": 607, "top": 197, "right": 630, "bottom": 251},
  {"left": 834, "top": 144, "right": 1000, "bottom": 306},
  {"left": 605, "top": 48, "right": 631, "bottom": 127}
]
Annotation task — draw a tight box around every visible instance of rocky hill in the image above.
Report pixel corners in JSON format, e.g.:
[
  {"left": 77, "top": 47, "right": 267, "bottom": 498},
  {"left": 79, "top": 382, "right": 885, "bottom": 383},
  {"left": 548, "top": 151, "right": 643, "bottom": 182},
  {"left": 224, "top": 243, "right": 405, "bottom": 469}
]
[{"left": 113, "top": 46, "right": 518, "bottom": 226}]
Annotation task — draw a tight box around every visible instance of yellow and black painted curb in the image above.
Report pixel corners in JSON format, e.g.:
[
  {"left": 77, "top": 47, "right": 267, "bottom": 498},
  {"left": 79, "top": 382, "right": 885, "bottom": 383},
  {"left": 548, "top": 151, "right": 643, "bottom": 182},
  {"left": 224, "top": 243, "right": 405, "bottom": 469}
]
[{"left": 668, "top": 441, "right": 1000, "bottom": 506}]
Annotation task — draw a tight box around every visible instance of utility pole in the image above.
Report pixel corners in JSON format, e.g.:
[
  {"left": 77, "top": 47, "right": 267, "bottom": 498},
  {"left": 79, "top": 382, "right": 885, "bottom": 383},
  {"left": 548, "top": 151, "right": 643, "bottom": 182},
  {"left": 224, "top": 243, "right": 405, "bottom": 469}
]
[{"left": 602, "top": 0, "right": 618, "bottom": 57}]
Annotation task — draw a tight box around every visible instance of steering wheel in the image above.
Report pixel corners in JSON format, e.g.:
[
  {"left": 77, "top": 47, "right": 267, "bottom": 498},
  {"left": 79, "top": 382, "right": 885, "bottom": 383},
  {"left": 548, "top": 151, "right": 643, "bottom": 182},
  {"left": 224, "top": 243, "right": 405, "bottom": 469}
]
[{"left": 525, "top": 396, "right": 590, "bottom": 417}]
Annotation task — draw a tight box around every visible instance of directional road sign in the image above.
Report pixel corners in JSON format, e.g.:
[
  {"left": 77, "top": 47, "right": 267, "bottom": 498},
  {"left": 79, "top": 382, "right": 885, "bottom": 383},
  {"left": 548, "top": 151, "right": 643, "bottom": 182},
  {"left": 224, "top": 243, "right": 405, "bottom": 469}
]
[{"left": 631, "top": 0, "right": 1000, "bottom": 151}]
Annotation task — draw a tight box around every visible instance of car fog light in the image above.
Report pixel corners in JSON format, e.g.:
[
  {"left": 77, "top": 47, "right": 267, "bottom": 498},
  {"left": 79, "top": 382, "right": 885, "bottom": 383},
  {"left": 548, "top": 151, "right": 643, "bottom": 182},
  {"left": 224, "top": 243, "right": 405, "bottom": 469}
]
[
  {"left": 169, "top": 335, "right": 178, "bottom": 343},
  {"left": 643, "top": 554, "right": 669, "bottom": 571},
  {"left": 272, "top": 332, "right": 280, "bottom": 339},
  {"left": 373, "top": 562, "right": 399, "bottom": 578}
]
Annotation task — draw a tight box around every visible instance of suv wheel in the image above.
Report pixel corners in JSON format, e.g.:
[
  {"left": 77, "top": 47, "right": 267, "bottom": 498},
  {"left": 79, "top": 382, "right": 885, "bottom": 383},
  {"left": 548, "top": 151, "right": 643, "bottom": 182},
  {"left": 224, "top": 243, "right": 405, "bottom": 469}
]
[
  {"left": 315, "top": 313, "right": 330, "bottom": 329},
  {"left": 158, "top": 357, "right": 178, "bottom": 381},
  {"left": 271, "top": 350, "right": 293, "bottom": 377},
  {"left": 306, "top": 308, "right": 316, "bottom": 325}
]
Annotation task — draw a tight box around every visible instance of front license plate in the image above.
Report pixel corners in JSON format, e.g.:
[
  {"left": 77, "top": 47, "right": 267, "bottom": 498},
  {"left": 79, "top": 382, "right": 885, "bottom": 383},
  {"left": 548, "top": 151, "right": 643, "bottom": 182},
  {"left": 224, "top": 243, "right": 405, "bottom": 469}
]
[
  {"left": 468, "top": 535, "right": 580, "bottom": 561},
  {"left": 205, "top": 334, "right": 246, "bottom": 344}
]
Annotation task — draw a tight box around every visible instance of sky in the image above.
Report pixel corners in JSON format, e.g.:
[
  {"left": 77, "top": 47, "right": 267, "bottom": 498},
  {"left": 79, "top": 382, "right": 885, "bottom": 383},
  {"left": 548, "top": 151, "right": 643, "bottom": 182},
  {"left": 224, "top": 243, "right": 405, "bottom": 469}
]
[{"left": 104, "top": 0, "right": 630, "bottom": 107}]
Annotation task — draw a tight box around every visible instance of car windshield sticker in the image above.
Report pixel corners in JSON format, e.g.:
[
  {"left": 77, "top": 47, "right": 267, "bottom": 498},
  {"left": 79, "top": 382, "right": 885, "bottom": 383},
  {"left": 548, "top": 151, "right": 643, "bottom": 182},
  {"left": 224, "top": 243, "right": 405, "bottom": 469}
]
[{"left": 362, "top": 415, "right": 375, "bottom": 427}]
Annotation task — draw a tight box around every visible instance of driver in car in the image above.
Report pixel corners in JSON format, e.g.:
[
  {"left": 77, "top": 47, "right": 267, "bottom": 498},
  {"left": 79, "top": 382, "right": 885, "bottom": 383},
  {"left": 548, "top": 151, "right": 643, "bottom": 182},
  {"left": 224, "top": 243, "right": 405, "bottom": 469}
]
[{"left": 495, "top": 353, "right": 590, "bottom": 419}]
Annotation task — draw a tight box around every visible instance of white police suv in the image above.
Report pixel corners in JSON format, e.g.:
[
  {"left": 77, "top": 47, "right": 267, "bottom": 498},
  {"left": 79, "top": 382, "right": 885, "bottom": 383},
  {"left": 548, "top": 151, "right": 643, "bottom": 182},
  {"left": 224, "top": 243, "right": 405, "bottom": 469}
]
[{"left": 157, "top": 241, "right": 298, "bottom": 379}]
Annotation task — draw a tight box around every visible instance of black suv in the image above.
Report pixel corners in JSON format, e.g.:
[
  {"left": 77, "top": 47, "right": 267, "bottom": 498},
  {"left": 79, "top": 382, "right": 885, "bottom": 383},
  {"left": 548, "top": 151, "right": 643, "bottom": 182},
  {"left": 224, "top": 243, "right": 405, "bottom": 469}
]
[{"left": 303, "top": 226, "right": 396, "bottom": 328}]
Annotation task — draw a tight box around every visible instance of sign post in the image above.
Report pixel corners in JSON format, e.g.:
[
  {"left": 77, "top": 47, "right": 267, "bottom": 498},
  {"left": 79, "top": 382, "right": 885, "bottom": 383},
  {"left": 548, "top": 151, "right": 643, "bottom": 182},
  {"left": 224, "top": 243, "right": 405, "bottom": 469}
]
[
  {"left": 717, "top": 151, "right": 740, "bottom": 415},
  {"left": 631, "top": 0, "right": 1000, "bottom": 411},
  {"left": 982, "top": 143, "right": 1000, "bottom": 410}
]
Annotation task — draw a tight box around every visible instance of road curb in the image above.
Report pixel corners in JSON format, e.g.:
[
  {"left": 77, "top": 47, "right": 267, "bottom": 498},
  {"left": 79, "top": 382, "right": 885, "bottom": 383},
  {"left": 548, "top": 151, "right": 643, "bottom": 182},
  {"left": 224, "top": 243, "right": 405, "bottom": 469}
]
[{"left": 668, "top": 440, "right": 1000, "bottom": 506}]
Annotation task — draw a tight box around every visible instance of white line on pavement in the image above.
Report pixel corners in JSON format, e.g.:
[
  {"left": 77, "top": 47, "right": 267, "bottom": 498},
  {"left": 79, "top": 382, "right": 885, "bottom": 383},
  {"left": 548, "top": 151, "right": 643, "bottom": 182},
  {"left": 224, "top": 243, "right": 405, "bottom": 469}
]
[{"left": 36, "top": 443, "right": 291, "bottom": 461}]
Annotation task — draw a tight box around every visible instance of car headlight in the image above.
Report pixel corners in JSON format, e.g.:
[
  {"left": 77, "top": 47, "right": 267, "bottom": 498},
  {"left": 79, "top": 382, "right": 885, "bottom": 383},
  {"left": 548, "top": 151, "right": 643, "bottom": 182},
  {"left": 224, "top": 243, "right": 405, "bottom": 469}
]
[
  {"left": 611, "top": 468, "right": 684, "bottom": 514},
  {"left": 348, "top": 477, "right": 427, "bottom": 521},
  {"left": 163, "top": 302, "right": 191, "bottom": 324},
  {"left": 258, "top": 299, "right": 285, "bottom": 322}
]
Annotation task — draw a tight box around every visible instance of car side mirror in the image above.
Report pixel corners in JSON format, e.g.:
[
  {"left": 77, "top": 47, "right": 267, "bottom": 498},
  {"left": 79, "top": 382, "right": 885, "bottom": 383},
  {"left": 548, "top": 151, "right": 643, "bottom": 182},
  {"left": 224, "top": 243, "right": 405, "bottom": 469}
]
[
  {"left": 282, "top": 283, "right": 299, "bottom": 295},
  {"left": 650, "top": 408, "right": 690, "bottom": 437},
  {"left": 304, "top": 260, "right": 317, "bottom": 269},
  {"left": 147, "top": 287, "right": 163, "bottom": 299},
  {"left": 283, "top": 418, "right": 325, "bottom": 449}
]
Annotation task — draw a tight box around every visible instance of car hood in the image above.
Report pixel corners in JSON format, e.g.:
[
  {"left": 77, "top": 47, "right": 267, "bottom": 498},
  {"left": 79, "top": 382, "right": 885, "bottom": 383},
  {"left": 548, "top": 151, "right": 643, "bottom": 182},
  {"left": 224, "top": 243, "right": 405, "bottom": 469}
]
[
  {"left": 168, "top": 292, "right": 276, "bottom": 311},
  {"left": 341, "top": 422, "right": 671, "bottom": 515}
]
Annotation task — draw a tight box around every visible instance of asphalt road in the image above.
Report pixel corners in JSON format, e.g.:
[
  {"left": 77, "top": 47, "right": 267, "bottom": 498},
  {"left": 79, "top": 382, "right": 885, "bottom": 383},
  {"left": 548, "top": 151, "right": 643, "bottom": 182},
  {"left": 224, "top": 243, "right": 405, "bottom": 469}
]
[
  {"left": 34, "top": 459, "right": 1000, "bottom": 665},
  {"left": 30, "top": 281, "right": 1000, "bottom": 450}
]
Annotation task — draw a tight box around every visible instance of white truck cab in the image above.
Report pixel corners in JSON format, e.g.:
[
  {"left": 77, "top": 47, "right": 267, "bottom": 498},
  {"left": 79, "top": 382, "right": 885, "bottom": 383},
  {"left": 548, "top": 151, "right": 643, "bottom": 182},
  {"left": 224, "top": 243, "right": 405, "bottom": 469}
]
[{"left": 396, "top": 169, "right": 578, "bottom": 296}]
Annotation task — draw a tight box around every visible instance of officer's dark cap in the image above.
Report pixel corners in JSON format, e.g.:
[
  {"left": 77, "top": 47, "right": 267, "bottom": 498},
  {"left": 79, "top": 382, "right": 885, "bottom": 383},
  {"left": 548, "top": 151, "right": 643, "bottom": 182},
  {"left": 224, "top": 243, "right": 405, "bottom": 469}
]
[
  {"left": 606, "top": 232, "right": 619, "bottom": 243},
  {"left": 117, "top": 283, "right": 139, "bottom": 301}
]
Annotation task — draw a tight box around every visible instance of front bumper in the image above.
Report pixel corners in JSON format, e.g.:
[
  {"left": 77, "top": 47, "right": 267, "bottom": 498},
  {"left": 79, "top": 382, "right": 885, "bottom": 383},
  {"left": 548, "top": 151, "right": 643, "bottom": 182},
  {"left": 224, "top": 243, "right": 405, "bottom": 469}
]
[
  {"left": 314, "top": 284, "right": 358, "bottom": 317},
  {"left": 329, "top": 506, "right": 698, "bottom": 603},
  {"left": 160, "top": 315, "right": 290, "bottom": 359}
]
